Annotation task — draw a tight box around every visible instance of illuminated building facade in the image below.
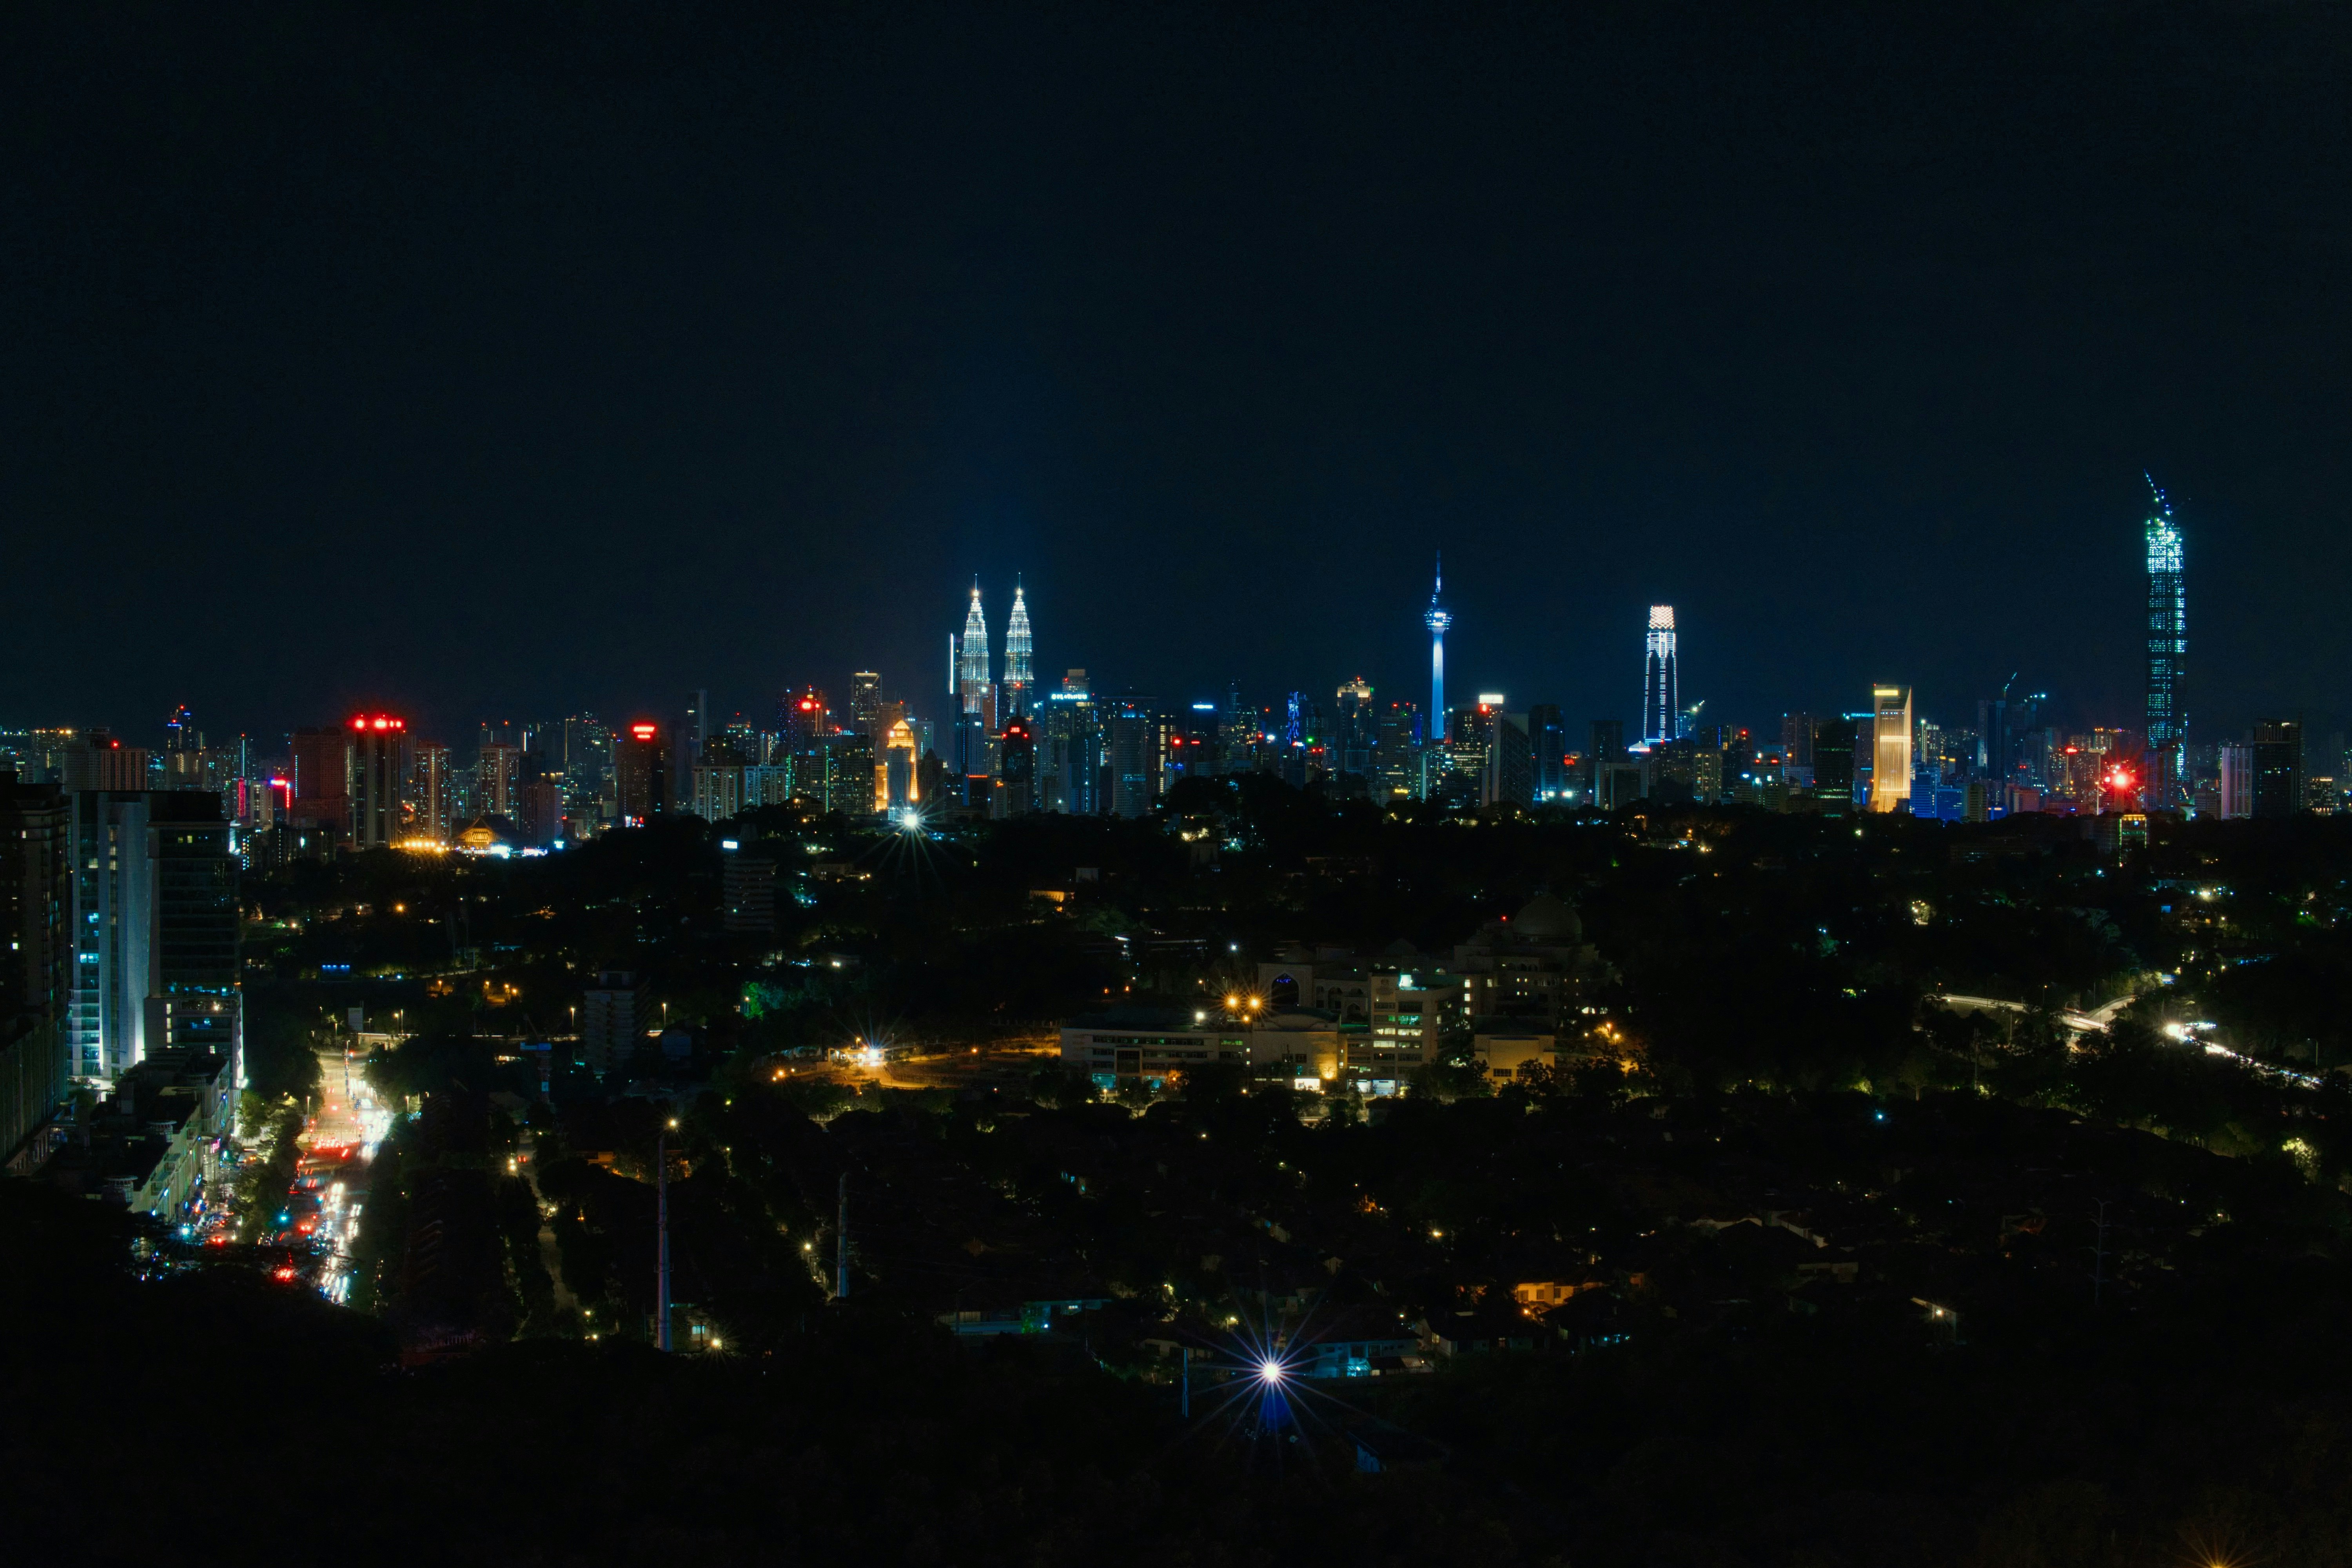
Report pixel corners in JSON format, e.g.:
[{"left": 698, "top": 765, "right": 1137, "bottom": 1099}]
[
  {"left": 1423, "top": 556, "right": 1452, "bottom": 727},
  {"left": 615, "top": 722, "right": 671, "bottom": 826},
  {"left": 1869, "top": 686, "right": 1913, "bottom": 813},
  {"left": 880, "top": 711, "right": 922, "bottom": 811},
  {"left": 1642, "top": 606, "right": 1678, "bottom": 748},
  {"left": 955, "top": 580, "right": 993, "bottom": 717},
  {"left": 1004, "top": 581, "right": 1034, "bottom": 719},
  {"left": 348, "top": 714, "right": 405, "bottom": 848},
  {"left": 2143, "top": 479, "right": 2187, "bottom": 808}
]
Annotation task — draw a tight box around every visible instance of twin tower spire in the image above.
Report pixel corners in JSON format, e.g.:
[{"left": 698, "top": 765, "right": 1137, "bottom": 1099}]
[{"left": 949, "top": 577, "right": 1033, "bottom": 720}]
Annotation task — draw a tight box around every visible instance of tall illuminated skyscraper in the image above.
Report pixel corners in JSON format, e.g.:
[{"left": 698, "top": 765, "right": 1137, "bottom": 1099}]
[
  {"left": 1423, "top": 555, "right": 1452, "bottom": 730},
  {"left": 1003, "top": 579, "right": 1034, "bottom": 719},
  {"left": 953, "top": 580, "right": 993, "bottom": 715},
  {"left": 2143, "top": 477, "right": 2187, "bottom": 808},
  {"left": 1868, "top": 685, "right": 1913, "bottom": 813},
  {"left": 1642, "top": 606, "right": 1679, "bottom": 748}
]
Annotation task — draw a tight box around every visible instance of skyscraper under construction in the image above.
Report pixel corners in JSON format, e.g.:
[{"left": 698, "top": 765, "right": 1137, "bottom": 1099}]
[{"left": 2143, "top": 478, "right": 2187, "bottom": 809}]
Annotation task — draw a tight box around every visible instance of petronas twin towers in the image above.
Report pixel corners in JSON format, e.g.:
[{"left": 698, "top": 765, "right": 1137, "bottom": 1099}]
[{"left": 948, "top": 577, "right": 1033, "bottom": 723}]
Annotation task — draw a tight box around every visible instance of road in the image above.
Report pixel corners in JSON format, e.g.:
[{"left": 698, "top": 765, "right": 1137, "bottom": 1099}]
[
  {"left": 297, "top": 1040, "right": 393, "bottom": 1304},
  {"left": 1934, "top": 992, "right": 2140, "bottom": 1034}
]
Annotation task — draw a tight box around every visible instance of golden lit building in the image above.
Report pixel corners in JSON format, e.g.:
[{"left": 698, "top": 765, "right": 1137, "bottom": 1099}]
[
  {"left": 875, "top": 706, "right": 921, "bottom": 813},
  {"left": 1869, "top": 684, "right": 1912, "bottom": 813}
]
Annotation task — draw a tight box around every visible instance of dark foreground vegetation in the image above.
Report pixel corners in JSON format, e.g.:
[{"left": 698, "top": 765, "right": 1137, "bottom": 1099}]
[{"left": 22, "top": 794, "right": 2352, "bottom": 1565}]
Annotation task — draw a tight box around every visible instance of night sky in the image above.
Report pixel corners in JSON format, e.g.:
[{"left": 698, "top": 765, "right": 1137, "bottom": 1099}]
[{"left": 5, "top": 3, "right": 2348, "bottom": 748}]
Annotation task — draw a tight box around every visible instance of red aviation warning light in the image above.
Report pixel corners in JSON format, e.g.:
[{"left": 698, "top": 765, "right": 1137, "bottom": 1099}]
[
  {"left": 630, "top": 722, "right": 659, "bottom": 740},
  {"left": 348, "top": 714, "right": 406, "bottom": 733}
]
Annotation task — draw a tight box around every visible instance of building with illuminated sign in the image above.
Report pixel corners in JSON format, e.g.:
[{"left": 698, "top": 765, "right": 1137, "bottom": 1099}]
[
  {"left": 348, "top": 714, "right": 405, "bottom": 848},
  {"left": 615, "top": 722, "right": 671, "bottom": 826}
]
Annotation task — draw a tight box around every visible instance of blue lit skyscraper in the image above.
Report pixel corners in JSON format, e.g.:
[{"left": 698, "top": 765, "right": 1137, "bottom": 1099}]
[
  {"left": 1423, "top": 555, "right": 1452, "bottom": 735},
  {"left": 1642, "top": 605, "right": 1678, "bottom": 748},
  {"left": 2143, "top": 477, "right": 2187, "bottom": 808}
]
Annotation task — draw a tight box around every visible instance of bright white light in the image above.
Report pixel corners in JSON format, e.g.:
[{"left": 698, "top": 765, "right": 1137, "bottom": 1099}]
[{"left": 1258, "top": 1358, "right": 1284, "bottom": 1383}]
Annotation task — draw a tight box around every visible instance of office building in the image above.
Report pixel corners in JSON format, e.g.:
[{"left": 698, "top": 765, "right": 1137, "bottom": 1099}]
[
  {"left": 0, "top": 774, "right": 70, "bottom": 1170},
  {"left": 2251, "top": 720, "right": 2303, "bottom": 818},
  {"left": 289, "top": 725, "right": 350, "bottom": 847},
  {"left": 348, "top": 713, "right": 405, "bottom": 849},
  {"left": 615, "top": 722, "right": 671, "bottom": 826},
  {"left": 143, "top": 793, "right": 240, "bottom": 1064},
  {"left": 2143, "top": 479, "right": 2188, "bottom": 808},
  {"left": 1483, "top": 709, "right": 1534, "bottom": 808},
  {"left": 1640, "top": 606, "right": 1679, "bottom": 747},
  {"left": 1586, "top": 719, "right": 1626, "bottom": 798},
  {"left": 1528, "top": 705, "right": 1568, "bottom": 802},
  {"left": 1424, "top": 555, "right": 1452, "bottom": 724},
  {"left": 1814, "top": 717, "right": 1858, "bottom": 811},
  {"left": 849, "top": 673, "right": 884, "bottom": 736},
  {"left": 1866, "top": 687, "right": 1912, "bottom": 813},
  {"left": 1003, "top": 581, "right": 1034, "bottom": 720},
  {"left": 1043, "top": 679, "right": 1102, "bottom": 815},
  {"left": 995, "top": 717, "right": 1034, "bottom": 816},
  {"left": 1108, "top": 698, "right": 1157, "bottom": 818}
]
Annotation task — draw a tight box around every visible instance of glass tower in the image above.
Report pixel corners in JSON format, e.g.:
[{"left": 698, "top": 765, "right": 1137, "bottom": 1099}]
[
  {"left": 955, "top": 581, "right": 992, "bottom": 716},
  {"left": 1003, "top": 580, "right": 1034, "bottom": 719},
  {"left": 2143, "top": 478, "right": 2187, "bottom": 809},
  {"left": 1642, "top": 605, "right": 1679, "bottom": 747}
]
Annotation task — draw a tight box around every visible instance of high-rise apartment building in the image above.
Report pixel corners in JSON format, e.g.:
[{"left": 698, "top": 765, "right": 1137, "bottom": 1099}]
[
  {"left": 1003, "top": 582, "right": 1034, "bottom": 720},
  {"left": 0, "top": 773, "right": 70, "bottom": 1169},
  {"left": 348, "top": 714, "right": 406, "bottom": 848},
  {"left": 1586, "top": 719, "right": 1626, "bottom": 797},
  {"left": 2143, "top": 479, "right": 2187, "bottom": 808},
  {"left": 411, "top": 741, "right": 454, "bottom": 843},
  {"left": 477, "top": 742, "right": 522, "bottom": 820},
  {"left": 1642, "top": 606, "right": 1679, "bottom": 748}
]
